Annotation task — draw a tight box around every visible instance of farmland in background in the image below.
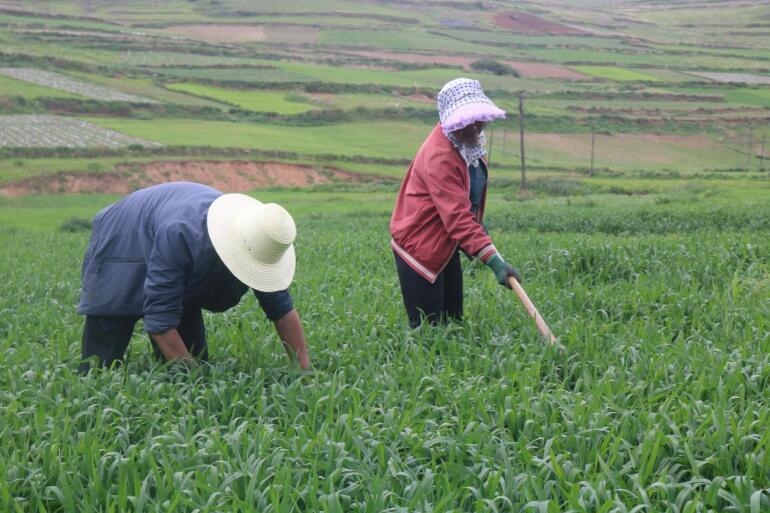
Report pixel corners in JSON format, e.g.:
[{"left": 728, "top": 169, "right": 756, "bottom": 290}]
[
  {"left": 0, "top": 68, "right": 158, "bottom": 103},
  {"left": 570, "top": 66, "right": 662, "bottom": 83},
  {"left": 165, "top": 83, "right": 318, "bottom": 114},
  {"left": 0, "top": 0, "right": 768, "bottom": 511},
  {"left": 0, "top": 115, "right": 161, "bottom": 148}
]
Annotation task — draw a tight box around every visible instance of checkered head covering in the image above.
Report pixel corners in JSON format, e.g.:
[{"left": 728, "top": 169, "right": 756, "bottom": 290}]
[{"left": 437, "top": 78, "right": 505, "bottom": 135}]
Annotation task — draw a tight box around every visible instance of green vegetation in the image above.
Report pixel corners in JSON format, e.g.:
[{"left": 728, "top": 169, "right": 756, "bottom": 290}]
[
  {"left": 470, "top": 59, "right": 519, "bottom": 77},
  {"left": 88, "top": 118, "right": 428, "bottom": 159},
  {"left": 166, "top": 83, "right": 317, "bottom": 114},
  {"left": 319, "top": 28, "right": 504, "bottom": 54},
  {"left": 534, "top": 48, "right": 764, "bottom": 71},
  {"left": 65, "top": 73, "right": 228, "bottom": 107},
  {"left": 571, "top": 66, "right": 662, "bottom": 82},
  {"left": 0, "top": 74, "right": 80, "bottom": 99},
  {"left": 81, "top": 118, "right": 753, "bottom": 173},
  {"left": 1, "top": 190, "right": 769, "bottom": 511},
  {"left": 260, "top": 61, "right": 516, "bottom": 89},
  {"left": 304, "top": 92, "right": 433, "bottom": 111},
  {"left": 663, "top": 87, "right": 770, "bottom": 107},
  {"left": 2, "top": 1, "right": 770, "bottom": 510}
]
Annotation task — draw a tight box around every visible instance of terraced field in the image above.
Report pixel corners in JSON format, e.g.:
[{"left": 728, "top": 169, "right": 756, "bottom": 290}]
[
  {"left": 571, "top": 66, "right": 662, "bottom": 82},
  {"left": 166, "top": 83, "right": 317, "bottom": 114},
  {"left": 0, "top": 68, "right": 158, "bottom": 103},
  {"left": 0, "top": 115, "right": 161, "bottom": 148},
  {"left": 687, "top": 72, "right": 770, "bottom": 85},
  {"left": 0, "top": 74, "right": 79, "bottom": 98}
]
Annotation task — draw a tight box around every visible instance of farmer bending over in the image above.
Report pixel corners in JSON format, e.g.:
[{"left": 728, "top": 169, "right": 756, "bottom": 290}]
[
  {"left": 76, "top": 181, "right": 310, "bottom": 372},
  {"left": 390, "top": 78, "right": 522, "bottom": 328}
]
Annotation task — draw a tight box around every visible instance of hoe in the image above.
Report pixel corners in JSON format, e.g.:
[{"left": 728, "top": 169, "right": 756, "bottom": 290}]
[{"left": 508, "top": 276, "right": 557, "bottom": 345}]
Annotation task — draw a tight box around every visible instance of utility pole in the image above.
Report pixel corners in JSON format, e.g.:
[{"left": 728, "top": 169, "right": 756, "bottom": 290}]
[
  {"left": 518, "top": 92, "right": 526, "bottom": 191},
  {"left": 747, "top": 122, "right": 754, "bottom": 168},
  {"left": 487, "top": 125, "right": 495, "bottom": 166},
  {"left": 501, "top": 125, "right": 507, "bottom": 160},
  {"left": 590, "top": 125, "right": 596, "bottom": 177},
  {"left": 761, "top": 129, "right": 767, "bottom": 172}
]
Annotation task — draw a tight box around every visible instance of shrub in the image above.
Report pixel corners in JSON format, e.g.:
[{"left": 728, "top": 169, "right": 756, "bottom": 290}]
[
  {"left": 470, "top": 59, "right": 519, "bottom": 77},
  {"left": 59, "top": 217, "right": 92, "bottom": 233}
]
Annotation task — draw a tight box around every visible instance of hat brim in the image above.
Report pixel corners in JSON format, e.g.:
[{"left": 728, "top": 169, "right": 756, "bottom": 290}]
[
  {"left": 441, "top": 103, "right": 506, "bottom": 134},
  {"left": 207, "top": 193, "right": 296, "bottom": 292}
]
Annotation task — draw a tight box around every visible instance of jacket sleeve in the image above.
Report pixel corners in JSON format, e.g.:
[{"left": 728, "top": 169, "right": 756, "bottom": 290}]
[
  {"left": 425, "top": 155, "right": 496, "bottom": 260},
  {"left": 253, "top": 289, "right": 294, "bottom": 321},
  {"left": 143, "top": 222, "right": 194, "bottom": 334}
]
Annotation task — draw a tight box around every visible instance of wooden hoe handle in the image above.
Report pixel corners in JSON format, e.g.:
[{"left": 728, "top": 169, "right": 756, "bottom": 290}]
[{"left": 508, "top": 277, "right": 558, "bottom": 345}]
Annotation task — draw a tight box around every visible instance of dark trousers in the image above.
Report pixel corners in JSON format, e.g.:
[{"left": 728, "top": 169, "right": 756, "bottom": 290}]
[
  {"left": 394, "top": 250, "right": 463, "bottom": 328},
  {"left": 79, "top": 307, "right": 209, "bottom": 373}
]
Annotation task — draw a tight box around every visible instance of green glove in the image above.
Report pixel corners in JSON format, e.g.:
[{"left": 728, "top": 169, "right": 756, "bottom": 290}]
[{"left": 486, "top": 254, "right": 522, "bottom": 289}]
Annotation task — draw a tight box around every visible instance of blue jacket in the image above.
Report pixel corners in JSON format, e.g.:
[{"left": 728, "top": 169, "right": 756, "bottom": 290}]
[{"left": 77, "top": 182, "right": 293, "bottom": 333}]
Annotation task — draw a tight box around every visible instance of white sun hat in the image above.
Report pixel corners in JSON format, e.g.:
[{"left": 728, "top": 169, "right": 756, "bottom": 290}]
[
  {"left": 207, "top": 193, "right": 296, "bottom": 292},
  {"left": 437, "top": 77, "right": 506, "bottom": 135}
]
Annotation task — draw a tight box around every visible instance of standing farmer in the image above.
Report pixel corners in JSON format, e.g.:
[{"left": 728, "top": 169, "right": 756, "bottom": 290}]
[
  {"left": 76, "top": 181, "right": 310, "bottom": 371},
  {"left": 390, "top": 78, "right": 522, "bottom": 328}
]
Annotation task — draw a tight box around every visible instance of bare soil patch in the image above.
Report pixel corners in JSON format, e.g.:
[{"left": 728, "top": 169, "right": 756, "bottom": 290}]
[
  {"left": 493, "top": 11, "right": 586, "bottom": 34},
  {"left": 0, "top": 160, "right": 390, "bottom": 197},
  {"left": 161, "top": 24, "right": 267, "bottom": 43},
  {"left": 263, "top": 25, "right": 319, "bottom": 45}
]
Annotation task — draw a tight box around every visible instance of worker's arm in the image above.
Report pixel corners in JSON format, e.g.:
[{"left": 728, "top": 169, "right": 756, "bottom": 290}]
[
  {"left": 150, "top": 328, "right": 193, "bottom": 360},
  {"left": 253, "top": 289, "right": 309, "bottom": 369},
  {"left": 274, "top": 309, "right": 310, "bottom": 369},
  {"left": 424, "top": 155, "right": 494, "bottom": 259},
  {"left": 144, "top": 222, "right": 193, "bottom": 345}
]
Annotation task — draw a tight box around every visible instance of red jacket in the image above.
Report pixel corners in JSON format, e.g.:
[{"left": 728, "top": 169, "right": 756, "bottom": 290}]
[{"left": 390, "top": 123, "right": 496, "bottom": 283}]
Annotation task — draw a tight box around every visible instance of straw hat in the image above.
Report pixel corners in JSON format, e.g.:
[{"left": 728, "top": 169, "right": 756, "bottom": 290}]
[
  {"left": 437, "top": 78, "right": 506, "bottom": 134},
  {"left": 207, "top": 193, "right": 296, "bottom": 292}
]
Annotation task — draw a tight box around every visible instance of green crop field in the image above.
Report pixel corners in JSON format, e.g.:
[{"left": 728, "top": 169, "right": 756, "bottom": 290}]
[
  {"left": 0, "top": 75, "right": 80, "bottom": 99},
  {"left": 87, "top": 118, "right": 428, "bottom": 159},
  {"left": 307, "top": 93, "right": 434, "bottom": 111},
  {"left": 166, "top": 84, "right": 317, "bottom": 114},
  {"left": 319, "top": 29, "right": 507, "bottom": 55},
  {"left": 64, "top": 74, "right": 226, "bottom": 107},
  {"left": 667, "top": 87, "right": 770, "bottom": 107},
  {"left": 513, "top": 133, "right": 750, "bottom": 173},
  {"left": 1, "top": 191, "right": 770, "bottom": 512},
  {"left": 0, "top": 13, "right": 124, "bottom": 31},
  {"left": 445, "top": 33, "right": 630, "bottom": 50},
  {"left": 571, "top": 67, "right": 662, "bottom": 82},
  {"left": 83, "top": 118, "right": 754, "bottom": 174},
  {"left": 535, "top": 49, "right": 763, "bottom": 71},
  {"left": 264, "top": 61, "right": 517, "bottom": 89},
  {"left": 636, "top": 4, "right": 770, "bottom": 26},
  {"left": 2, "top": 0, "right": 770, "bottom": 511}
]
